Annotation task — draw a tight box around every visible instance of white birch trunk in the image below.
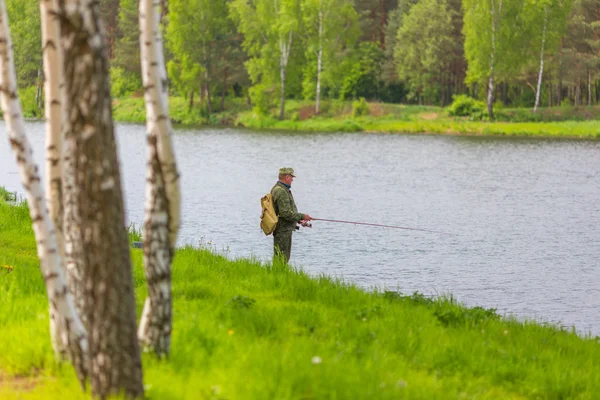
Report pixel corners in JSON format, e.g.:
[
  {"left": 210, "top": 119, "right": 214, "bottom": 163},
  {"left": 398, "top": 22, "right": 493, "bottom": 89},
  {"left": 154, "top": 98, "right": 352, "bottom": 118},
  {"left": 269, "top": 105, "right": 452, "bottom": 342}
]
[
  {"left": 315, "top": 8, "right": 323, "bottom": 115},
  {"left": 278, "top": 30, "right": 292, "bottom": 120},
  {"left": 533, "top": 7, "right": 548, "bottom": 113},
  {"left": 487, "top": 0, "right": 501, "bottom": 120},
  {"left": 0, "top": 0, "right": 87, "bottom": 385},
  {"left": 139, "top": 0, "right": 181, "bottom": 357},
  {"left": 40, "top": 0, "right": 68, "bottom": 359}
]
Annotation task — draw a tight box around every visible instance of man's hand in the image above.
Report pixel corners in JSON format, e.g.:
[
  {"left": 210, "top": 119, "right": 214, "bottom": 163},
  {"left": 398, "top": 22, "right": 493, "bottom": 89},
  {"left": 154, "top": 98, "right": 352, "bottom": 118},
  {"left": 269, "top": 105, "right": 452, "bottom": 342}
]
[
  {"left": 299, "top": 220, "right": 312, "bottom": 228},
  {"left": 303, "top": 214, "right": 314, "bottom": 221}
]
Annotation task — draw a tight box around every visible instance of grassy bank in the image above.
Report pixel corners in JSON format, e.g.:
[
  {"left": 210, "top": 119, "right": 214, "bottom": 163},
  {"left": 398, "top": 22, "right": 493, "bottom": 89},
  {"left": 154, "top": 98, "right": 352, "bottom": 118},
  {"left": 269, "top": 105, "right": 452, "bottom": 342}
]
[
  {"left": 1, "top": 190, "right": 600, "bottom": 399},
  {"left": 111, "top": 96, "right": 600, "bottom": 138}
]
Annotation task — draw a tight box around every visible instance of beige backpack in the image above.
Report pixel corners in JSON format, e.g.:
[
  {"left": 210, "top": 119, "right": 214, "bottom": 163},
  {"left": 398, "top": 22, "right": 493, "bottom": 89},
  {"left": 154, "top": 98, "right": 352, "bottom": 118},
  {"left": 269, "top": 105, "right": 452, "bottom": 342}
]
[{"left": 260, "top": 193, "right": 278, "bottom": 235}]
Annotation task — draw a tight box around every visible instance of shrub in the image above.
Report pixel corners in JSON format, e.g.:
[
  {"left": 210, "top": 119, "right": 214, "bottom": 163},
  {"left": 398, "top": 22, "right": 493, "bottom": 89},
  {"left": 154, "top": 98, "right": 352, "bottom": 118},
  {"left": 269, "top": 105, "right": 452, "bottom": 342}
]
[
  {"left": 111, "top": 67, "right": 142, "bottom": 98},
  {"left": 249, "top": 84, "right": 275, "bottom": 117},
  {"left": 19, "top": 86, "right": 42, "bottom": 118},
  {"left": 447, "top": 95, "right": 486, "bottom": 118},
  {"left": 352, "top": 97, "right": 369, "bottom": 118}
]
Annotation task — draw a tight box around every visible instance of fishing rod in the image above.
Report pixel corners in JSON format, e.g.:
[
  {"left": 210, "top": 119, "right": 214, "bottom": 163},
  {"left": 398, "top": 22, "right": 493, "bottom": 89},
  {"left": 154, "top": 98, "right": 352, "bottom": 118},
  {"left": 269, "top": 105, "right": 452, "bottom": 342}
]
[{"left": 308, "top": 218, "right": 451, "bottom": 235}]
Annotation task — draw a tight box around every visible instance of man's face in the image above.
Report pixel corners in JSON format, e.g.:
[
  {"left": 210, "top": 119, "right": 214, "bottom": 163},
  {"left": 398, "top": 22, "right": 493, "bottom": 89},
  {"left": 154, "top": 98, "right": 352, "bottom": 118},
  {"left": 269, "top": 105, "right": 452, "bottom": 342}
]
[{"left": 282, "top": 174, "right": 294, "bottom": 186}]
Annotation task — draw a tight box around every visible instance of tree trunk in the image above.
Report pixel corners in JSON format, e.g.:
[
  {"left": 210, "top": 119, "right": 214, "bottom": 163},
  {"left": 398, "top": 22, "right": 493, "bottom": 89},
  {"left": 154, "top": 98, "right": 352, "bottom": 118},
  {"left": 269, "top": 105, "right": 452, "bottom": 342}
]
[
  {"left": 548, "top": 83, "right": 552, "bottom": 107},
  {"left": 40, "top": 0, "right": 69, "bottom": 361},
  {"left": 139, "top": 0, "right": 181, "bottom": 358},
  {"left": 576, "top": 62, "right": 581, "bottom": 106},
  {"left": 315, "top": 9, "right": 323, "bottom": 115},
  {"left": 0, "top": 0, "right": 88, "bottom": 386},
  {"left": 487, "top": 0, "right": 501, "bottom": 120},
  {"left": 189, "top": 90, "right": 194, "bottom": 110},
  {"left": 35, "top": 64, "right": 43, "bottom": 111},
  {"left": 557, "top": 40, "right": 563, "bottom": 106},
  {"left": 279, "top": 30, "right": 293, "bottom": 120},
  {"left": 587, "top": 69, "right": 591, "bottom": 106},
  {"left": 59, "top": 0, "right": 144, "bottom": 397},
  {"left": 221, "top": 68, "right": 228, "bottom": 112},
  {"left": 205, "top": 79, "right": 212, "bottom": 115},
  {"left": 533, "top": 7, "right": 548, "bottom": 113}
]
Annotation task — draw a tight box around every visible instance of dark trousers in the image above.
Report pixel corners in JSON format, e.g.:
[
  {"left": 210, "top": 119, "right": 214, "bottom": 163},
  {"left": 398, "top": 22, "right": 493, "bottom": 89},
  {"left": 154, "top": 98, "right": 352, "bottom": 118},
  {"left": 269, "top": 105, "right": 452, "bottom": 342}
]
[{"left": 273, "top": 230, "right": 293, "bottom": 263}]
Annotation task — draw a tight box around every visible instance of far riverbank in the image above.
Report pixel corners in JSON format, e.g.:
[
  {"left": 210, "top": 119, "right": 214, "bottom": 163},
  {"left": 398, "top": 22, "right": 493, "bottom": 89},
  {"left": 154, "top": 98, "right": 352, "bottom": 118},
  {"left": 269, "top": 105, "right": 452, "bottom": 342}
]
[{"left": 111, "top": 96, "right": 600, "bottom": 139}]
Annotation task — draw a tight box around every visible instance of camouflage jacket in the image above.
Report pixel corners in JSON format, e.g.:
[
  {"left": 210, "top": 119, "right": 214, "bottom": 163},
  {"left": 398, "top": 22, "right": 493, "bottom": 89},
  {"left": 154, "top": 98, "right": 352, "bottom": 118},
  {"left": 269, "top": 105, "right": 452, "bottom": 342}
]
[{"left": 271, "top": 181, "right": 305, "bottom": 233}]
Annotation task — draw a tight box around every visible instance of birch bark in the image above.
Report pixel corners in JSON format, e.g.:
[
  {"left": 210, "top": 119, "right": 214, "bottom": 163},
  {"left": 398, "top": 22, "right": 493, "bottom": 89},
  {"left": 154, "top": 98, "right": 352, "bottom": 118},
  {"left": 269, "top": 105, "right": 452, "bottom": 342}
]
[
  {"left": 40, "top": 0, "right": 68, "bottom": 358},
  {"left": 139, "top": 0, "right": 181, "bottom": 357},
  {"left": 487, "top": 0, "right": 502, "bottom": 120},
  {"left": 0, "top": 0, "right": 87, "bottom": 385},
  {"left": 533, "top": 6, "right": 548, "bottom": 113},
  {"left": 58, "top": 0, "right": 144, "bottom": 396}
]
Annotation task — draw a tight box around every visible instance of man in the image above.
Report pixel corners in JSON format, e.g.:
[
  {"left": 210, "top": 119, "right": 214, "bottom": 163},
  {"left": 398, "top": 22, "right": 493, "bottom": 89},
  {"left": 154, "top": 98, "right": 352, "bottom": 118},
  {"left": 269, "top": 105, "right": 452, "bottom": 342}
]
[{"left": 271, "top": 167, "right": 313, "bottom": 263}]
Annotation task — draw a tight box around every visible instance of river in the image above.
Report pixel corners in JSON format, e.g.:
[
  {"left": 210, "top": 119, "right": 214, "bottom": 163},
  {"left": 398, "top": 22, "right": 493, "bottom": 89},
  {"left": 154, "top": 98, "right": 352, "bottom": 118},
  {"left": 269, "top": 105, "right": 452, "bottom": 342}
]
[{"left": 1, "top": 121, "right": 599, "bottom": 336}]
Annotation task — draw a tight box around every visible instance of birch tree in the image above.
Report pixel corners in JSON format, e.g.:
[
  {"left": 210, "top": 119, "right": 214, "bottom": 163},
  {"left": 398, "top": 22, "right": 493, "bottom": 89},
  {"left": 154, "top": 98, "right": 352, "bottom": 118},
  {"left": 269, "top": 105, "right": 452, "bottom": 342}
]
[
  {"left": 138, "top": 0, "right": 181, "bottom": 357},
  {"left": 58, "top": 0, "right": 144, "bottom": 396},
  {"left": 301, "top": 0, "right": 358, "bottom": 114},
  {"left": 463, "top": 0, "right": 519, "bottom": 118},
  {"left": 40, "top": 0, "right": 68, "bottom": 359},
  {"left": 526, "top": 0, "right": 572, "bottom": 112},
  {"left": 0, "top": 0, "right": 87, "bottom": 385},
  {"left": 230, "top": 0, "right": 301, "bottom": 119}
]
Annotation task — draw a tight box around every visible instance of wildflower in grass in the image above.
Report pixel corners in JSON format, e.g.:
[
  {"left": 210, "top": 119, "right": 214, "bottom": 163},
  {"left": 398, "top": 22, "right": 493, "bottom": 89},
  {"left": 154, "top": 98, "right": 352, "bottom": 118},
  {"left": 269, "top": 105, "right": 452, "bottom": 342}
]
[
  {"left": 311, "top": 356, "right": 322, "bottom": 365},
  {"left": 228, "top": 329, "right": 234, "bottom": 335},
  {"left": 1, "top": 264, "right": 14, "bottom": 272}
]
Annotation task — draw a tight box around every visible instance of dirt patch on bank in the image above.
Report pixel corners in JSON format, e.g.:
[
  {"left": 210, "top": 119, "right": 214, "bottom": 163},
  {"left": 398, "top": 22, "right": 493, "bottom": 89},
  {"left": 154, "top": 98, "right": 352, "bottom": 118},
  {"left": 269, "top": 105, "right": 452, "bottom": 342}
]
[{"left": 0, "top": 372, "right": 44, "bottom": 392}]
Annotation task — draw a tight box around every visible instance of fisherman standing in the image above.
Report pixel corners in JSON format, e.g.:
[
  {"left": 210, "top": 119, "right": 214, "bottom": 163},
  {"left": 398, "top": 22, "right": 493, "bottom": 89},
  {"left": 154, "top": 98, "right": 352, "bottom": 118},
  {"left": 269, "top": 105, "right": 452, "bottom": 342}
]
[{"left": 271, "top": 167, "right": 313, "bottom": 263}]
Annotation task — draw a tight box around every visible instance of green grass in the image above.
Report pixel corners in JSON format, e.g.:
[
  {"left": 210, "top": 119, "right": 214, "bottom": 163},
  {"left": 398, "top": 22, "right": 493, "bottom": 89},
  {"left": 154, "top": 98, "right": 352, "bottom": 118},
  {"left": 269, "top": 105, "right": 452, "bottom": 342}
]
[
  {"left": 1, "top": 193, "right": 600, "bottom": 398},
  {"left": 109, "top": 96, "right": 600, "bottom": 139}
]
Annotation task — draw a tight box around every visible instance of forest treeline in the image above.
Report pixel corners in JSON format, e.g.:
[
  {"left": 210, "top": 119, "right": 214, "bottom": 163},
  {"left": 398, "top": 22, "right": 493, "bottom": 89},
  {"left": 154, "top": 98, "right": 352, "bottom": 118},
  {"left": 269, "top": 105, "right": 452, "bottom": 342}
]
[{"left": 7, "top": 0, "right": 598, "bottom": 118}]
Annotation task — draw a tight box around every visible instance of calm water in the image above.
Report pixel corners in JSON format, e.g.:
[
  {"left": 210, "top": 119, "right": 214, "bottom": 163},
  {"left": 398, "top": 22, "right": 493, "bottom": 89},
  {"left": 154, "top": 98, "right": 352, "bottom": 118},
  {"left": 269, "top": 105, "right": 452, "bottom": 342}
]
[{"left": 1, "top": 122, "right": 599, "bottom": 335}]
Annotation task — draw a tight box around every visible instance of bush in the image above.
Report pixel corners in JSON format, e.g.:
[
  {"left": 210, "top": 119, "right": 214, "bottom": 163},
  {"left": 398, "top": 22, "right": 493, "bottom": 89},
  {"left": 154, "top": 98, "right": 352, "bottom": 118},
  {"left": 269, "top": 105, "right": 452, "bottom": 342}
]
[
  {"left": 18, "top": 86, "right": 42, "bottom": 118},
  {"left": 111, "top": 67, "right": 142, "bottom": 98},
  {"left": 352, "top": 97, "right": 369, "bottom": 118},
  {"left": 249, "top": 84, "right": 275, "bottom": 117},
  {"left": 447, "top": 95, "right": 486, "bottom": 118}
]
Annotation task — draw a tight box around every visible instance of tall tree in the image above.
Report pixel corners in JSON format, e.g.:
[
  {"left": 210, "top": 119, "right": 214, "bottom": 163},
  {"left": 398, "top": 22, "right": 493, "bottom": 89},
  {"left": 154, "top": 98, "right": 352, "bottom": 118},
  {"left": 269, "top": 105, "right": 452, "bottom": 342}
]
[
  {"left": 139, "top": 0, "right": 181, "bottom": 357},
  {"left": 166, "top": 0, "right": 231, "bottom": 115},
  {"left": 0, "top": 0, "right": 88, "bottom": 385},
  {"left": 100, "top": 0, "right": 119, "bottom": 59},
  {"left": 354, "top": 0, "right": 398, "bottom": 46},
  {"left": 526, "top": 0, "right": 572, "bottom": 112},
  {"left": 394, "top": 0, "right": 455, "bottom": 105},
  {"left": 463, "top": 0, "right": 520, "bottom": 118},
  {"left": 301, "top": 0, "right": 359, "bottom": 113},
  {"left": 230, "top": 0, "right": 302, "bottom": 119},
  {"left": 113, "top": 0, "right": 141, "bottom": 77},
  {"left": 58, "top": 0, "right": 144, "bottom": 396},
  {"left": 5, "top": 0, "right": 41, "bottom": 88}
]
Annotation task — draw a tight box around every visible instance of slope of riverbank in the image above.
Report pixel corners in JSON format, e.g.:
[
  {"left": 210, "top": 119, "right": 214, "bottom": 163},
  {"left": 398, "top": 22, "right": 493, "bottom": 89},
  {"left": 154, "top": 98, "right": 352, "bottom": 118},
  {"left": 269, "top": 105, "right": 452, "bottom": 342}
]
[
  {"left": 111, "top": 97, "right": 600, "bottom": 139},
  {"left": 1, "top": 190, "right": 599, "bottom": 399}
]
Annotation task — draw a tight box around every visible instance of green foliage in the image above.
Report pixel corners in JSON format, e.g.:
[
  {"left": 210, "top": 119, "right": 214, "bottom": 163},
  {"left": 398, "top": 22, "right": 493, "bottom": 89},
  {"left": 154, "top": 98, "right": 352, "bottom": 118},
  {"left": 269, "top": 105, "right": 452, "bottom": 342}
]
[
  {"left": 6, "top": 0, "right": 41, "bottom": 88},
  {"left": 228, "top": 295, "right": 256, "bottom": 309},
  {"left": 447, "top": 95, "right": 486, "bottom": 117},
  {"left": 18, "top": 86, "right": 42, "bottom": 118},
  {"left": 351, "top": 97, "right": 369, "bottom": 117},
  {"left": 301, "top": 0, "right": 360, "bottom": 102},
  {"left": 339, "top": 42, "right": 384, "bottom": 100},
  {"left": 394, "top": 0, "right": 455, "bottom": 103},
  {"left": 249, "top": 84, "right": 275, "bottom": 116},
  {"left": 110, "top": 67, "right": 142, "bottom": 97},
  {"left": 113, "top": 0, "right": 140, "bottom": 77}
]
